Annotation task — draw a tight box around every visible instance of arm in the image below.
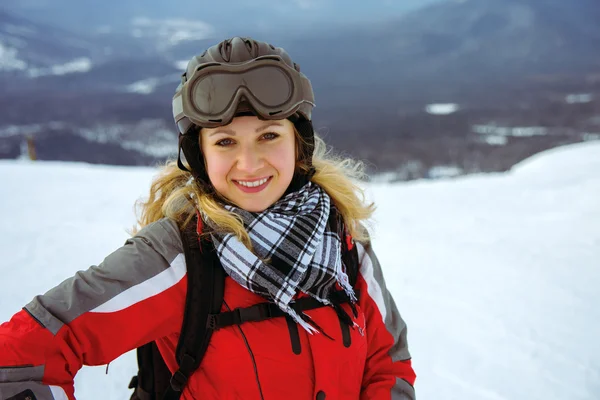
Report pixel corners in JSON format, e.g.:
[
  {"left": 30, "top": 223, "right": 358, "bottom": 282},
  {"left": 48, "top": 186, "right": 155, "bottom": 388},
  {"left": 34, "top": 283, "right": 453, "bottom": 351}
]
[
  {"left": 0, "top": 218, "right": 187, "bottom": 400},
  {"left": 356, "top": 240, "right": 416, "bottom": 400}
]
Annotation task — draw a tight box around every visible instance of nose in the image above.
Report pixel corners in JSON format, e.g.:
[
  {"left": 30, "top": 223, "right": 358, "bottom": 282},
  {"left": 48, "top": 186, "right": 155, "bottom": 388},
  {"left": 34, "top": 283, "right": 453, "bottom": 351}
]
[{"left": 235, "top": 145, "right": 264, "bottom": 173}]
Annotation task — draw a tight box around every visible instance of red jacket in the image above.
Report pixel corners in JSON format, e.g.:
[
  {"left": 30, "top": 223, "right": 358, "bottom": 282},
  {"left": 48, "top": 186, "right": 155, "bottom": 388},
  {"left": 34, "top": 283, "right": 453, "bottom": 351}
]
[{"left": 0, "top": 218, "right": 415, "bottom": 399}]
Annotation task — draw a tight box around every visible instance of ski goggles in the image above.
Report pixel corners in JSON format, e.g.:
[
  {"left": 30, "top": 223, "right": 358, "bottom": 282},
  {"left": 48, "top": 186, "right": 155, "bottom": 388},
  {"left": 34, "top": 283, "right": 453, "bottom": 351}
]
[{"left": 172, "top": 56, "right": 315, "bottom": 133}]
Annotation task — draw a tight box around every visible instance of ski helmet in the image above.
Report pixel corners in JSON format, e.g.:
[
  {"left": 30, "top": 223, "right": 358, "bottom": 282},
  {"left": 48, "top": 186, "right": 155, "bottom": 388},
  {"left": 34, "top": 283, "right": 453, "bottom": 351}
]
[{"left": 173, "top": 37, "right": 317, "bottom": 190}]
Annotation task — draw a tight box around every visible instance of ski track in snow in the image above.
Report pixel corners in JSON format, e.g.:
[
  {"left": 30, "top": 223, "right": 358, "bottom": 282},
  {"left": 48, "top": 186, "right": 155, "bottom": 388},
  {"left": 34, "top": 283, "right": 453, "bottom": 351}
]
[{"left": 1, "top": 141, "right": 599, "bottom": 399}]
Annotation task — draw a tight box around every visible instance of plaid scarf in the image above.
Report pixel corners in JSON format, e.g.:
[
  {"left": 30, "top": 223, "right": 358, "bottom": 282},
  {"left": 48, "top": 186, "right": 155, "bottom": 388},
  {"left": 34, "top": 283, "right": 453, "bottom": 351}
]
[{"left": 207, "top": 182, "right": 356, "bottom": 333}]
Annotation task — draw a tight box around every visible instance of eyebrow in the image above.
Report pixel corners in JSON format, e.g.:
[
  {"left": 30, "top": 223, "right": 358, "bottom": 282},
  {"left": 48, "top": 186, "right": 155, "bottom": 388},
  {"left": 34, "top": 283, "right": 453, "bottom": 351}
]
[{"left": 208, "top": 122, "right": 284, "bottom": 137}]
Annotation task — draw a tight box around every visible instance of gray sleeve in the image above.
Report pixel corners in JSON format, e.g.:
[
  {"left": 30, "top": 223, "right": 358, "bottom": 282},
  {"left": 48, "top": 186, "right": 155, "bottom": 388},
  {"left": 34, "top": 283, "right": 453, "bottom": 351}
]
[
  {"left": 24, "top": 217, "right": 184, "bottom": 336},
  {"left": 0, "top": 218, "right": 186, "bottom": 400},
  {"left": 357, "top": 240, "right": 416, "bottom": 400},
  {"left": 0, "top": 377, "right": 66, "bottom": 400}
]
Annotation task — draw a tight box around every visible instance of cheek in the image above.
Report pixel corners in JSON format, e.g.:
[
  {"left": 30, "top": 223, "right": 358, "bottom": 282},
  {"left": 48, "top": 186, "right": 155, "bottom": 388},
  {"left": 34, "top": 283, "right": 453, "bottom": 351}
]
[
  {"left": 271, "top": 140, "right": 297, "bottom": 177},
  {"left": 203, "top": 149, "right": 231, "bottom": 183}
]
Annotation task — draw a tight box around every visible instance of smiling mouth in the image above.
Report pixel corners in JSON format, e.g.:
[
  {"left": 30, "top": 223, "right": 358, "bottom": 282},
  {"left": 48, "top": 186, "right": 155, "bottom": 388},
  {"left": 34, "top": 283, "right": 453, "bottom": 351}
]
[
  {"left": 234, "top": 177, "right": 270, "bottom": 187},
  {"left": 233, "top": 176, "right": 273, "bottom": 193}
]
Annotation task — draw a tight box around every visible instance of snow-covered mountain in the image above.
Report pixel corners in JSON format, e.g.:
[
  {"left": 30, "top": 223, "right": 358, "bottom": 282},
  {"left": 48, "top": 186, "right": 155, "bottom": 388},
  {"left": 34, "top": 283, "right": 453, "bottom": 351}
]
[
  {"left": 0, "top": 141, "right": 598, "bottom": 400},
  {"left": 1, "top": 0, "right": 600, "bottom": 179},
  {"left": 387, "top": 0, "right": 600, "bottom": 82},
  {"left": 284, "top": 0, "right": 600, "bottom": 107},
  {"left": 3, "top": 0, "right": 438, "bottom": 35},
  {"left": 127, "top": 17, "right": 215, "bottom": 51},
  {"left": 0, "top": 9, "right": 183, "bottom": 97},
  {"left": 0, "top": 10, "right": 101, "bottom": 79},
  {"left": 5, "top": 0, "right": 600, "bottom": 99}
]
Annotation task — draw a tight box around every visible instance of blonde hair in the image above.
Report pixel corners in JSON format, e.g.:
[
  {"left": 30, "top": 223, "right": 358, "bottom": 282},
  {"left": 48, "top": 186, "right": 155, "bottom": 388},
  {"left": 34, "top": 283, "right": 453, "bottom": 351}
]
[{"left": 134, "top": 129, "right": 375, "bottom": 247}]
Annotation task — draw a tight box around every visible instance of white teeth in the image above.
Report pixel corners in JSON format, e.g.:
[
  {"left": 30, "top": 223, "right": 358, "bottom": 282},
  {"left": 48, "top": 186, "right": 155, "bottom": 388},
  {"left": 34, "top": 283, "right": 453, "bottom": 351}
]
[{"left": 237, "top": 178, "right": 268, "bottom": 187}]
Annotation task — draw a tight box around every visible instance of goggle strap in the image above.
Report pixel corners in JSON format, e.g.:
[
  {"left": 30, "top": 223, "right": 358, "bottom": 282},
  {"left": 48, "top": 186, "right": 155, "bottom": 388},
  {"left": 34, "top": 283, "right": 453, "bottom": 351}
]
[{"left": 177, "top": 134, "right": 193, "bottom": 174}]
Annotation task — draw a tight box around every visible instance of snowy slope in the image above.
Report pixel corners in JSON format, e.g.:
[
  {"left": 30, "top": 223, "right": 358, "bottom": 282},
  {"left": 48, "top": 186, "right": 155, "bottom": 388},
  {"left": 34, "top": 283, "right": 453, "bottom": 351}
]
[
  {"left": 0, "top": 10, "right": 95, "bottom": 77},
  {"left": 0, "top": 141, "right": 599, "bottom": 400}
]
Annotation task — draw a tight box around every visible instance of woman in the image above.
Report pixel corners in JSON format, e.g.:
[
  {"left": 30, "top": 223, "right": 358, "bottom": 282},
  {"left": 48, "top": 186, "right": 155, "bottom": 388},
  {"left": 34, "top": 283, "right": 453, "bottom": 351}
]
[{"left": 0, "top": 37, "right": 416, "bottom": 400}]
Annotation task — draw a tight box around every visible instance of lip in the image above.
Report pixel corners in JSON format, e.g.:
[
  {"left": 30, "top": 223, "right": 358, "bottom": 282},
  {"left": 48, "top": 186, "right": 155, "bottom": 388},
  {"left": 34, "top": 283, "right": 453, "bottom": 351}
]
[{"left": 233, "top": 176, "right": 273, "bottom": 194}]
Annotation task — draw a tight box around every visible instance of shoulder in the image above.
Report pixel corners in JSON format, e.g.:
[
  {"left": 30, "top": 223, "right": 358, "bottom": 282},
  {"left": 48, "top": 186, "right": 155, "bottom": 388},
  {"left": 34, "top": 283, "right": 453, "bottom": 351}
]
[
  {"left": 130, "top": 217, "right": 184, "bottom": 256},
  {"left": 136, "top": 217, "right": 181, "bottom": 239},
  {"left": 353, "top": 225, "right": 380, "bottom": 274},
  {"left": 354, "top": 223, "right": 373, "bottom": 253}
]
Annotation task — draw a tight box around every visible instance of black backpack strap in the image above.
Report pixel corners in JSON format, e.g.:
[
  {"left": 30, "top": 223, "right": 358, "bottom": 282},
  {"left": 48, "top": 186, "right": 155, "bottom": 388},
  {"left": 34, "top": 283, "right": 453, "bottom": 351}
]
[
  {"left": 207, "top": 289, "right": 360, "bottom": 330},
  {"left": 129, "top": 209, "right": 361, "bottom": 399},
  {"left": 129, "top": 215, "right": 219, "bottom": 400},
  {"left": 336, "top": 237, "right": 359, "bottom": 349},
  {"left": 327, "top": 205, "right": 361, "bottom": 347},
  {"left": 328, "top": 205, "right": 359, "bottom": 287},
  {"left": 341, "top": 234, "right": 359, "bottom": 287},
  {"left": 129, "top": 341, "right": 172, "bottom": 400},
  {"left": 161, "top": 215, "right": 225, "bottom": 400}
]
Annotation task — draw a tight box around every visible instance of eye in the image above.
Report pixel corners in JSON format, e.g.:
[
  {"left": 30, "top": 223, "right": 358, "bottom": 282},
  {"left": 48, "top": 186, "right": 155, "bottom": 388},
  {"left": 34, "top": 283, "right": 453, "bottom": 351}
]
[
  {"left": 261, "top": 132, "right": 280, "bottom": 141},
  {"left": 215, "top": 138, "right": 235, "bottom": 147}
]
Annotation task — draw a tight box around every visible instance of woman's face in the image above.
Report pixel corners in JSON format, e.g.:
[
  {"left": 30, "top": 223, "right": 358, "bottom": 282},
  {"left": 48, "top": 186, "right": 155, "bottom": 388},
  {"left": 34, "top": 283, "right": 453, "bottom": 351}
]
[{"left": 200, "top": 116, "right": 296, "bottom": 212}]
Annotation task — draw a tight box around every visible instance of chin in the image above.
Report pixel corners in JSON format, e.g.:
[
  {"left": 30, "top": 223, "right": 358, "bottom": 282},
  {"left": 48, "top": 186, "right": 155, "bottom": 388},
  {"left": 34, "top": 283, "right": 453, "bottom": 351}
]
[
  {"left": 237, "top": 201, "right": 271, "bottom": 213},
  {"left": 230, "top": 187, "right": 288, "bottom": 212}
]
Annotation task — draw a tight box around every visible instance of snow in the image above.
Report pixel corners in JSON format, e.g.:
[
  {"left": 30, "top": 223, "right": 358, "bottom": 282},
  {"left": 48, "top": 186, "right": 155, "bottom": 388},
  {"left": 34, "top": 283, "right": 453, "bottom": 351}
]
[
  {"left": 130, "top": 17, "right": 214, "bottom": 48},
  {"left": 174, "top": 60, "right": 189, "bottom": 71},
  {"left": 1, "top": 141, "right": 600, "bottom": 400},
  {"left": 77, "top": 120, "right": 177, "bottom": 158},
  {"left": 0, "top": 124, "right": 43, "bottom": 138},
  {"left": 481, "top": 134, "right": 508, "bottom": 146},
  {"left": 0, "top": 34, "right": 27, "bottom": 49},
  {"left": 425, "top": 103, "right": 460, "bottom": 115},
  {"left": 27, "top": 57, "right": 92, "bottom": 78},
  {"left": 427, "top": 164, "right": 463, "bottom": 179},
  {"left": 0, "top": 41, "right": 27, "bottom": 71},
  {"left": 0, "top": 35, "right": 91, "bottom": 76},
  {"left": 2, "top": 23, "right": 37, "bottom": 38},
  {"left": 126, "top": 75, "right": 180, "bottom": 94},
  {"left": 0, "top": 122, "right": 66, "bottom": 139},
  {"left": 473, "top": 124, "right": 548, "bottom": 137},
  {"left": 566, "top": 93, "right": 593, "bottom": 104},
  {"left": 0, "top": 38, "right": 92, "bottom": 76},
  {"left": 583, "top": 133, "right": 600, "bottom": 141},
  {"left": 126, "top": 77, "right": 160, "bottom": 94},
  {"left": 120, "top": 131, "right": 178, "bottom": 158}
]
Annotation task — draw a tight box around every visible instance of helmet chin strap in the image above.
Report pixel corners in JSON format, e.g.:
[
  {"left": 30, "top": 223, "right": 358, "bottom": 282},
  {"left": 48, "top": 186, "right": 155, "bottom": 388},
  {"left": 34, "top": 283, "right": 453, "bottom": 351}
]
[{"left": 177, "top": 129, "right": 214, "bottom": 194}]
